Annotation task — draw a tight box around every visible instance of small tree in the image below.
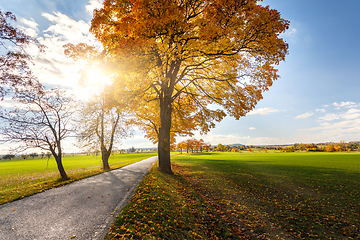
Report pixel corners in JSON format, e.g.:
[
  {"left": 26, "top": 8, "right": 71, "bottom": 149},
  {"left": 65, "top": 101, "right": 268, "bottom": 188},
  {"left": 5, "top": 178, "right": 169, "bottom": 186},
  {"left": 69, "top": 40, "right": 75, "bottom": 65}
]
[
  {"left": 325, "top": 144, "right": 335, "bottom": 152},
  {"left": 196, "top": 139, "right": 205, "bottom": 153},
  {"left": 299, "top": 143, "right": 306, "bottom": 151},
  {"left": 334, "top": 145, "right": 343, "bottom": 152},
  {"left": 29, "top": 153, "right": 38, "bottom": 159},
  {"left": 0, "top": 86, "right": 76, "bottom": 180},
  {"left": 306, "top": 143, "right": 318, "bottom": 152},
  {"left": 216, "top": 144, "right": 228, "bottom": 152},
  {"left": 185, "top": 139, "right": 194, "bottom": 153},
  {"left": 2, "top": 154, "right": 15, "bottom": 160},
  {"left": 76, "top": 95, "right": 132, "bottom": 170},
  {"left": 346, "top": 141, "right": 358, "bottom": 151},
  {"left": 203, "top": 143, "right": 211, "bottom": 152},
  {"left": 177, "top": 141, "right": 186, "bottom": 154}
]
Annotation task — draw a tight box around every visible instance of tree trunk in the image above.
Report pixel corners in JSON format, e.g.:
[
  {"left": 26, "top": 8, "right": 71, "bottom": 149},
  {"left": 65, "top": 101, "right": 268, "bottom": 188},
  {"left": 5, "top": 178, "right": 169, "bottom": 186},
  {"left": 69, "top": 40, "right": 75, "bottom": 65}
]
[
  {"left": 55, "top": 156, "right": 68, "bottom": 180},
  {"left": 158, "top": 95, "right": 173, "bottom": 174},
  {"left": 101, "top": 146, "right": 111, "bottom": 171},
  {"left": 99, "top": 104, "right": 111, "bottom": 171}
]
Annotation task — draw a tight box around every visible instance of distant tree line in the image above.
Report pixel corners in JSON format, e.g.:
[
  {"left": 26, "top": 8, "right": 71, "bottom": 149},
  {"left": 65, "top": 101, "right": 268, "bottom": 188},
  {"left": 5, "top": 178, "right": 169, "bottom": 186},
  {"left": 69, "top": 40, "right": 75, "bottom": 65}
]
[
  {"left": 176, "top": 139, "right": 211, "bottom": 154},
  {"left": 292, "top": 141, "right": 360, "bottom": 152},
  {"left": 173, "top": 140, "right": 360, "bottom": 154}
]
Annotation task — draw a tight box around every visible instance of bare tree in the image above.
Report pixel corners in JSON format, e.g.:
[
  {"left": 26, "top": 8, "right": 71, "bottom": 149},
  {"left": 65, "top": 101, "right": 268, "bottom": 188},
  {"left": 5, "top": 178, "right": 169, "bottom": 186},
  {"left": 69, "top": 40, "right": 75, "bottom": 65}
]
[
  {"left": 0, "top": 10, "right": 45, "bottom": 98},
  {"left": 76, "top": 94, "right": 132, "bottom": 170},
  {"left": 0, "top": 86, "right": 76, "bottom": 180}
]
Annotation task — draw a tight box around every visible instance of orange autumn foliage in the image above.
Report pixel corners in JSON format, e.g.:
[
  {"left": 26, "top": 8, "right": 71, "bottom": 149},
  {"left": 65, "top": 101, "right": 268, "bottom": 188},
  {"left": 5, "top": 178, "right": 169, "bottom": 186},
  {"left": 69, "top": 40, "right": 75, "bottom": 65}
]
[{"left": 72, "top": 0, "right": 289, "bottom": 172}]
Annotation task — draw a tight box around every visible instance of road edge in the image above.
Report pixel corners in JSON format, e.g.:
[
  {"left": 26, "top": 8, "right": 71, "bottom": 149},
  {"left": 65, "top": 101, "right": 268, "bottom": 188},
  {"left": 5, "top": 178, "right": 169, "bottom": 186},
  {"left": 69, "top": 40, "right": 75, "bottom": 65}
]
[{"left": 94, "top": 156, "right": 158, "bottom": 240}]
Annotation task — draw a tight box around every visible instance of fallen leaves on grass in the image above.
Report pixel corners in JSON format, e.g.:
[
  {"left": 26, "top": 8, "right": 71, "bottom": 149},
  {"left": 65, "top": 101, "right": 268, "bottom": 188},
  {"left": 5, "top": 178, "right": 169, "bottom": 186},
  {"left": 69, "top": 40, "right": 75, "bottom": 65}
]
[{"left": 107, "top": 164, "right": 234, "bottom": 239}]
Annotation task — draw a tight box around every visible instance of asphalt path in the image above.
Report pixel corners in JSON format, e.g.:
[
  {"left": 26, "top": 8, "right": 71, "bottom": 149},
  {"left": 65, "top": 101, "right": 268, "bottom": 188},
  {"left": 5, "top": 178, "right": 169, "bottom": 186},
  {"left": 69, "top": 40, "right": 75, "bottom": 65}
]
[{"left": 0, "top": 156, "right": 157, "bottom": 240}]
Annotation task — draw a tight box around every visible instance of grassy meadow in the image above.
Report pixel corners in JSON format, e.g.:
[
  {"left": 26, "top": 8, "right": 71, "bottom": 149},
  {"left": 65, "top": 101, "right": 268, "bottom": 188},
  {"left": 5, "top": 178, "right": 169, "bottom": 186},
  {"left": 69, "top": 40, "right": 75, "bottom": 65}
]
[
  {"left": 0, "top": 152, "right": 157, "bottom": 205},
  {"left": 109, "top": 151, "right": 360, "bottom": 239}
]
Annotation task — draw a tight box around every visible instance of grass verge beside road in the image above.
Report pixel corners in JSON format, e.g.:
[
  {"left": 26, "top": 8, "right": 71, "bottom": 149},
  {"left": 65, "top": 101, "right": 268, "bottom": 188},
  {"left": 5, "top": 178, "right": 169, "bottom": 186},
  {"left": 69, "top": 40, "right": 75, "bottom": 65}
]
[
  {"left": 107, "top": 162, "right": 234, "bottom": 239},
  {"left": 109, "top": 152, "right": 360, "bottom": 239},
  {"left": 0, "top": 152, "right": 157, "bottom": 205}
]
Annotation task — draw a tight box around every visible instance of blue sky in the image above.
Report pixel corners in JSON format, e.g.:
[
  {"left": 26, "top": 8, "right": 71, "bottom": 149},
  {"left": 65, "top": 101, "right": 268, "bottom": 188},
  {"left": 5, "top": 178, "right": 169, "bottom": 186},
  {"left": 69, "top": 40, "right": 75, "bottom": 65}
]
[{"left": 1, "top": 0, "right": 360, "bottom": 153}]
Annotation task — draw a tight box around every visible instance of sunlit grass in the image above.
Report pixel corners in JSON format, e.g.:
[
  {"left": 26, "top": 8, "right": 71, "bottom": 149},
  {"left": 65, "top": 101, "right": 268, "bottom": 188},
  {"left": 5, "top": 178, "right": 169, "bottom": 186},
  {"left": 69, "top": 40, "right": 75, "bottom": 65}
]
[
  {"left": 109, "top": 152, "right": 360, "bottom": 239},
  {"left": 172, "top": 152, "right": 360, "bottom": 239},
  {"left": 0, "top": 153, "right": 157, "bottom": 205},
  {"left": 107, "top": 162, "right": 233, "bottom": 239}
]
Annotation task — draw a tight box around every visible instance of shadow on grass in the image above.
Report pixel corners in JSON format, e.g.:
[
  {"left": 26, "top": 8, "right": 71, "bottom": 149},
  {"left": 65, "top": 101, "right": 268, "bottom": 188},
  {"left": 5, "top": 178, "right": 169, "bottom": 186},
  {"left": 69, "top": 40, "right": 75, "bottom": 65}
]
[
  {"left": 174, "top": 158, "right": 360, "bottom": 239},
  {"left": 108, "top": 164, "right": 236, "bottom": 239}
]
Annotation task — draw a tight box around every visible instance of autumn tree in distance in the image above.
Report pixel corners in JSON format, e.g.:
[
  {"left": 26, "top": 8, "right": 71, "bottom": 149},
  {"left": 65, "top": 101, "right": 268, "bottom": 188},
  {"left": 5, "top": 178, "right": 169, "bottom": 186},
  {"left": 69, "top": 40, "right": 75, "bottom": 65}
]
[{"left": 89, "top": 0, "right": 289, "bottom": 173}]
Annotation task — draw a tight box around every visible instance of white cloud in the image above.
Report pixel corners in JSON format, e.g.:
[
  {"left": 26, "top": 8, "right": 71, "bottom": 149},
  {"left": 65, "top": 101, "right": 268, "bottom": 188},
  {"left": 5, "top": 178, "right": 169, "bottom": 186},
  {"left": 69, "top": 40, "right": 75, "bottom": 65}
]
[
  {"left": 85, "top": 0, "right": 103, "bottom": 15},
  {"left": 316, "top": 109, "right": 326, "bottom": 113},
  {"left": 318, "top": 107, "right": 360, "bottom": 121},
  {"left": 284, "top": 27, "right": 297, "bottom": 37},
  {"left": 247, "top": 107, "right": 280, "bottom": 115},
  {"left": 17, "top": 11, "right": 101, "bottom": 99},
  {"left": 42, "top": 12, "right": 93, "bottom": 43},
  {"left": 318, "top": 113, "right": 340, "bottom": 121},
  {"left": 249, "top": 127, "right": 256, "bottom": 130},
  {"left": 297, "top": 103, "right": 360, "bottom": 143},
  {"left": 19, "top": 18, "right": 39, "bottom": 29},
  {"left": 332, "top": 101, "right": 356, "bottom": 109},
  {"left": 295, "top": 112, "right": 313, "bottom": 119},
  {"left": 297, "top": 118, "right": 360, "bottom": 143},
  {"left": 342, "top": 108, "right": 360, "bottom": 120},
  {"left": 18, "top": 18, "right": 39, "bottom": 37}
]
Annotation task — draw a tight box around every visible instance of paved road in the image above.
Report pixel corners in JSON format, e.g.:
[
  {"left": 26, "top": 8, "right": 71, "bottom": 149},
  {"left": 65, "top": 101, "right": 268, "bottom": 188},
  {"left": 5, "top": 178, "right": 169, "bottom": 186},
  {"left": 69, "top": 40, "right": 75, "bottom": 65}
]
[{"left": 0, "top": 156, "right": 157, "bottom": 240}]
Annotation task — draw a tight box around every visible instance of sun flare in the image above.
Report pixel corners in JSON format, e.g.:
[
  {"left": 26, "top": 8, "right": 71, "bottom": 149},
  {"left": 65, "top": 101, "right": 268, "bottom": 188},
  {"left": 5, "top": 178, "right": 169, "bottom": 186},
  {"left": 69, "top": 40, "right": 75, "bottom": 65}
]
[
  {"left": 75, "top": 68, "right": 113, "bottom": 100},
  {"left": 86, "top": 68, "right": 111, "bottom": 87}
]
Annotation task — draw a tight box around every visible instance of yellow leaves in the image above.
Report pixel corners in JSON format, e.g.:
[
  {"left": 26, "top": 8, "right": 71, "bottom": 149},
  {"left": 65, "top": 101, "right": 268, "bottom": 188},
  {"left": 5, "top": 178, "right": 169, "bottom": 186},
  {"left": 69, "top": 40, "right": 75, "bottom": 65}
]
[{"left": 89, "top": 0, "right": 289, "bottom": 148}]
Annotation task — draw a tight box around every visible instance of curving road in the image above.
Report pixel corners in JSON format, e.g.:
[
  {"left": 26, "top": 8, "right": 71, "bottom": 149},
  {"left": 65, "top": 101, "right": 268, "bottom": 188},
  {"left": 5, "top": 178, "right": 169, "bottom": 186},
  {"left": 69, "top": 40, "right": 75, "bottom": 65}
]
[{"left": 0, "top": 156, "right": 157, "bottom": 240}]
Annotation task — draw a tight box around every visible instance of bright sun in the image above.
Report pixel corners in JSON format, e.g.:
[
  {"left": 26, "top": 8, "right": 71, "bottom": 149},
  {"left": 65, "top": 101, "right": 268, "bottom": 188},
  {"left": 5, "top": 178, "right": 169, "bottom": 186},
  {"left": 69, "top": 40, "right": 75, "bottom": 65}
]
[
  {"left": 75, "top": 68, "right": 113, "bottom": 100},
  {"left": 86, "top": 68, "right": 111, "bottom": 87}
]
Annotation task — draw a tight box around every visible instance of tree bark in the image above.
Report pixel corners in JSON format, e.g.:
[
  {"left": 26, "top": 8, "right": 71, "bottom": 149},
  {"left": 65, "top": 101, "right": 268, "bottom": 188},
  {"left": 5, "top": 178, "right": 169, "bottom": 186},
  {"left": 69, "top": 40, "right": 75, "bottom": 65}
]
[
  {"left": 158, "top": 94, "right": 173, "bottom": 173},
  {"left": 101, "top": 146, "right": 111, "bottom": 171},
  {"left": 99, "top": 105, "right": 111, "bottom": 171},
  {"left": 55, "top": 156, "right": 68, "bottom": 180},
  {"left": 50, "top": 140, "right": 68, "bottom": 181}
]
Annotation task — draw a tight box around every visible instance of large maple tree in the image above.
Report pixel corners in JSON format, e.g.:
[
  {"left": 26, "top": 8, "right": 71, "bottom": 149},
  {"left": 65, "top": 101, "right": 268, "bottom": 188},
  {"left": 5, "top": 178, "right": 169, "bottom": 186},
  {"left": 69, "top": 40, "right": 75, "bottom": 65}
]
[{"left": 89, "top": 0, "right": 289, "bottom": 173}]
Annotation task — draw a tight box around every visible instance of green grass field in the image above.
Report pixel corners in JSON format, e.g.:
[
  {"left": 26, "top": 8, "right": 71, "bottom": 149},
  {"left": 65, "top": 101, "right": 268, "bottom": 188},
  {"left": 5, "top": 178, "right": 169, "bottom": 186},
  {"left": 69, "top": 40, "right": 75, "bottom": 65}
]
[
  {"left": 0, "top": 152, "right": 157, "bottom": 205},
  {"left": 109, "top": 152, "right": 360, "bottom": 239}
]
